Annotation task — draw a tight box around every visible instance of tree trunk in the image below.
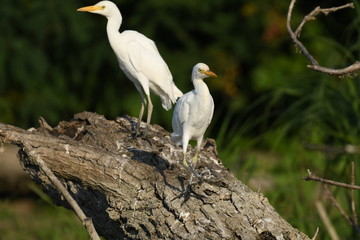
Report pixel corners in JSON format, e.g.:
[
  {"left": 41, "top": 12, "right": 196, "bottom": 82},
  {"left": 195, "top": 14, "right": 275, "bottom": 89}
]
[{"left": 0, "top": 112, "right": 310, "bottom": 240}]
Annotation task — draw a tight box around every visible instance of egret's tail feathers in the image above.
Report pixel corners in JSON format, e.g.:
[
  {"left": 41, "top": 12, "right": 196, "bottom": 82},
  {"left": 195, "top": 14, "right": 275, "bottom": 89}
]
[
  {"left": 161, "top": 98, "right": 172, "bottom": 111},
  {"left": 172, "top": 85, "right": 183, "bottom": 102},
  {"left": 160, "top": 86, "right": 182, "bottom": 110},
  {"left": 151, "top": 82, "right": 180, "bottom": 110}
]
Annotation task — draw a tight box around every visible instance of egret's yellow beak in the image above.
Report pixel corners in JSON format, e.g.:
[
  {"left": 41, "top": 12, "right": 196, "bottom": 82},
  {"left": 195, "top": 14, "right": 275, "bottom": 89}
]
[
  {"left": 77, "top": 5, "right": 103, "bottom": 12},
  {"left": 204, "top": 70, "right": 217, "bottom": 78}
]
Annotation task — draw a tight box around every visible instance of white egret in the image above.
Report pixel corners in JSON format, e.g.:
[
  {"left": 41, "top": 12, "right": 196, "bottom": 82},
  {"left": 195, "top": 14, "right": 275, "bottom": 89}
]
[
  {"left": 171, "top": 63, "right": 217, "bottom": 170},
  {"left": 77, "top": 1, "right": 183, "bottom": 133}
]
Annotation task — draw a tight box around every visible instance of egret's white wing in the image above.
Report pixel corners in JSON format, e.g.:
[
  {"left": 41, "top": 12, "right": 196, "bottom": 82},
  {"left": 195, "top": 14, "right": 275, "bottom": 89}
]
[
  {"left": 208, "top": 96, "right": 214, "bottom": 125},
  {"left": 124, "top": 31, "right": 174, "bottom": 100},
  {"left": 172, "top": 92, "right": 194, "bottom": 131}
]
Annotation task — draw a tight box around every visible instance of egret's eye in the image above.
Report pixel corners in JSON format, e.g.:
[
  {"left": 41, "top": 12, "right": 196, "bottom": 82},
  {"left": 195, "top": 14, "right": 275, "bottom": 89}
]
[
  {"left": 101, "top": 5, "right": 106, "bottom": 9},
  {"left": 198, "top": 68, "right": 202, "bottom": 72}
]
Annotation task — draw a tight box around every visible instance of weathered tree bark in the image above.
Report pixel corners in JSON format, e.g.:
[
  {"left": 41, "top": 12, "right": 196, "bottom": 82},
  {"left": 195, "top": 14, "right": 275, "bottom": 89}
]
[{"left": 0, "top": 112, "right": 309, "bottom": 240}]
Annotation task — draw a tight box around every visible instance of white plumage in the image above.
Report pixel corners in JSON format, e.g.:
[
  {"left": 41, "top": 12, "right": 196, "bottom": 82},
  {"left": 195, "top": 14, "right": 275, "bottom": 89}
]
[
  {"left": 171, "top": 63, "right": 217, "bottom": 167},
  {"left": 77, "top": 1, "right": 183, "bottom": 133}
]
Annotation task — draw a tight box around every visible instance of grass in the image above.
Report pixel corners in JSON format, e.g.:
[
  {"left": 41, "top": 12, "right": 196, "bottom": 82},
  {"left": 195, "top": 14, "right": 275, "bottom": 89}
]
[{"left": 0, "top": 195, "right": 88, "bottom": 240}]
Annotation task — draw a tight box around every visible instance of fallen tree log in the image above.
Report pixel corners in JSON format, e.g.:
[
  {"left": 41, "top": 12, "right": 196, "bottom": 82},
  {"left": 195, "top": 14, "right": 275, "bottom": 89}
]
[{"left": 0, "top": 112, "right": 310, "bottom": 239}]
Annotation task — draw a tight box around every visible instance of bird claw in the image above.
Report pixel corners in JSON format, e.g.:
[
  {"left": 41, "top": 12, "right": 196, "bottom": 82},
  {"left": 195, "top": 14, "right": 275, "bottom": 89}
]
[
  {"left": 191, "top": 155, "right": 198, "bottom": 168},
  {"left": 131, "top": 126, "right": 149, "bottom": 139},
  {"left": 183, "top": 158, "right": 190, "bottom": 167},
  {"left": 182, "top": 154, "right": 202, "bottom": 187},
  {"left": 183, "top": 165, "right": 202, "bottom": 181}
]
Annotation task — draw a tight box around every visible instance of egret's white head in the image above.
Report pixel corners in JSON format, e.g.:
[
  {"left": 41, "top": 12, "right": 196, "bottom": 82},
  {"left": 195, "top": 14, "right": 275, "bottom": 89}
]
[
  {"left": 192, "top": 63, "right": 217, "bottom": 81},
  {"left": 77, "top": 1, "right": 121, "bottom": 19}
]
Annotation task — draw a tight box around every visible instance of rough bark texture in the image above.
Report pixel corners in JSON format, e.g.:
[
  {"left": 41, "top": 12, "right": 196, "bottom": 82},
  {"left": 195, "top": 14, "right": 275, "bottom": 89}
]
[{"left": 0, "top": 112, "right": 309, "bottom": 240}]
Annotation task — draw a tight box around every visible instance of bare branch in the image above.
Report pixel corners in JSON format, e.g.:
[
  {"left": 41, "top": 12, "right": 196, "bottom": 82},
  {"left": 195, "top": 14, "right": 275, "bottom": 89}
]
[
  {"left": 287, "top": 0, "right": 358, "bottom": 77},
  {"left": 24, "top": 143, "right": 101, "bottom": 240},
  {"left": 295, "top": 3, "right": 355, "bottom": 37},
  {"left": 307, "top": 63, "right": 360, "bottom": 77},
  {"left": 324, "top": 184, "right": 360, "bottom": 234},
  {"left": 311, "top": 227, "right": 320, "bottom": 240},
  {"left": 303, "top": 169, "right": 360, "bottom": 190},
  {"left": 287, "top": 0, "right": 318, "bottom": 66},
  {"left": 323, "top": 185, "right": 353, "bottom": 226},
  {"left": 38, "top": 116, "right": 53, "bottom": 131},
  {"left": 351, "top": 161, "right": 358, "bottom": 226}
]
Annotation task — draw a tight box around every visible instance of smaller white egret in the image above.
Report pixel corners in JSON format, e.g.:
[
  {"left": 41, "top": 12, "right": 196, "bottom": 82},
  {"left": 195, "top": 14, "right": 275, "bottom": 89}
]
[
  {"left": 77, "top": 1, "right": 183, "bottom": 134},
  {"left": 171, "top": 63, "right": 217, "bottom": 170}
]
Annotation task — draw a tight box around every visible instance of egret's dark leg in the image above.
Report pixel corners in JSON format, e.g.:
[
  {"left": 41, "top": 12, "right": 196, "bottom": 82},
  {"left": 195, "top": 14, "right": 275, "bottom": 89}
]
[
  {"left": 135, "top": 87, "right": 147, "bottom": 136},
  {"left": 144, "top": 93, "right": 153, "bottom": 135},
  {"left": 136, "top": 102, "right": 145, "bottom": 132}
]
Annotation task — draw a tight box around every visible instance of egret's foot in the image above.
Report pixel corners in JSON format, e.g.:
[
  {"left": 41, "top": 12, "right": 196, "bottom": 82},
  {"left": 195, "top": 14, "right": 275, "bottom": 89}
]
[
  {"left": 183, "top": 167, "right": 204, "bottom": 192},
  {"left": 130, "top": 129, "right": 141, "bottom": 139},
  {"left": 183, "top": 155, "right": 201, "bottom": 178},
  {"left": 191, "top": 155, "right": 198, "bottom": 169},
  {"left": 184, "top": 165, "right": 202, "bottom": 180},
  {"left": 131, "top": 123, "right": 150, "bottom": 139},
  {"left": 183, "top": 154, "right": 202, "bottom": 188},
  {"left": 187, "top": 174, "right": 194, "bottom": 189},
  {"left": 129, "top": 121, "right": 141, "bottom": 138},
  {"left": 142, "top": 123, "right": 151, "bottom": 137},
  {"left": 183, "top": 156, "right": 189, "bottom": 166},
  {"left": 184, "top": 156, "right": 196, "bottom": 168}
]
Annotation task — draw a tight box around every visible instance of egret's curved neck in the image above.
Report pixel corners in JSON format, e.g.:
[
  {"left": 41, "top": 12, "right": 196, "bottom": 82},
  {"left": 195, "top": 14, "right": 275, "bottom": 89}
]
[
  {"left": 105, "top": 11, "right": 123, "bottom": 54},
  {"left": 192, "top": 78, "right": 210, "bottom": 95},
  {"left": 105, "top": 11, "right": 123, "bottom": 36}
]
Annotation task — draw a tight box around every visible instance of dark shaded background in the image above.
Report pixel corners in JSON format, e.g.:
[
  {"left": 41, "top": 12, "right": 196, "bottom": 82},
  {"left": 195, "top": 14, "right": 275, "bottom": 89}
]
[{"left": 1, "top": 0, "right": 360, "bottom": 239}]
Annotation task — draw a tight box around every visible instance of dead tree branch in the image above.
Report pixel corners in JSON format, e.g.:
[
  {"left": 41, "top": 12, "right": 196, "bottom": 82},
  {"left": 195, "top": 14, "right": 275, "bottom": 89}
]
[
  {"left": 294, "top": 3, "right": 355, "bottom": 38},
  {"left": 287, "top": 0, "right": 358, "bottom": 77},
  {"left": 323, "top": 185, "right": 360, "bottom": 234},
  {"left": 311, "top": 227, "right": 320, "bottom": 240},
  {"left": 0, "top": 112, "right": 310, "bottom": 240},
  {"left": 323, "top": 185, "right": 352, "bottom": 227},
  {"left": 303, "top": 169, "right": 360, "bottom": 190},
  {"left": 27, "top": 150, "right": 100, "bottom": 240},
  {"left": 303, "top": 156, "right": 360, "bottom": 235},
  {"left": 351, "top": 161, "right": 358, "bottom": 226}
]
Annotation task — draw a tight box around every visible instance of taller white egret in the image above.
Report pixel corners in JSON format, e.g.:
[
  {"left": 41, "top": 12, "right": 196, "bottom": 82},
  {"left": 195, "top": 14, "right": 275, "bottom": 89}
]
[
  {"left": 171, "top": 63, "right": 217, "bottom": 169},
  {"left": 77, "top": 1, "right": 183, "bottom": 133}
]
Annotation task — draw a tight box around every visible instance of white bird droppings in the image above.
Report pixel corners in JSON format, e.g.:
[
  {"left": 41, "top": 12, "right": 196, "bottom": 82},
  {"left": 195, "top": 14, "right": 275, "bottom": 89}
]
[
  {"left": 64, "top": 144, "right": 70, "bottom": 154},
  {"left": 196, "top": 218, "right": 211, "bottom": 226},
  {"left": 116, "top": 141, "right": 121, "bottom": 151},
  {"left": 179, "top": 211, "right": 190, "bottom": 221}
]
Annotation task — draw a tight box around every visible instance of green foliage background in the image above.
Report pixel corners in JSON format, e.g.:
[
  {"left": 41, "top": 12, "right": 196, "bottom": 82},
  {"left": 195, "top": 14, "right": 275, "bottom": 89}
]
[{"left": 1, "top": 0, "right": 360, "bottom": 239}]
